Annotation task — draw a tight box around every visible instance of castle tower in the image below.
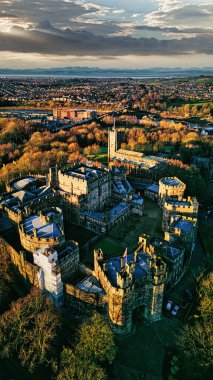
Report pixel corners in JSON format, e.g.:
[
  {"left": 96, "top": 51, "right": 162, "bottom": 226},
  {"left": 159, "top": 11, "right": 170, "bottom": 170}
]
[
  {"left": 48, "top": 166, "right": 58, "bottom": 189},
  {"left": 108, "top": 121, "right": 121, "bottom": 162},
  {"left": 33, "top": 247, "right": 64, "bottom": 308},
  {"left": 144, "top": 255, "right": 167, "bottom": 322}
]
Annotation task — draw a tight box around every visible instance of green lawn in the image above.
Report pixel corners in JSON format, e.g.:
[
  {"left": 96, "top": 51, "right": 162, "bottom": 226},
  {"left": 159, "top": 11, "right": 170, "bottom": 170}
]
[
  {"left": 92, "top": 199, "right": 162, "bottom": 261},
  {"left": 87, "top": 146, "right": 108, "bottom": 164},
  {"left": 199, "top": 219, "right": 213, "bottom": 270}
]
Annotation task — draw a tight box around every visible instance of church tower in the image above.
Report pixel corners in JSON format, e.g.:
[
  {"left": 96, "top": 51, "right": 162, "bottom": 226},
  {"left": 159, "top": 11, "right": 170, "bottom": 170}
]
[{"left": 108, "top": 120, "right": 121, "bottom": 162}]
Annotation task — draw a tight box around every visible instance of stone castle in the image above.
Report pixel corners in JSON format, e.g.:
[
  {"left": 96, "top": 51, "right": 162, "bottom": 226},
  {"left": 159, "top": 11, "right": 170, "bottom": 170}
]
[{"left": 0, "top": 128, "right": 199, "bottom": 334}]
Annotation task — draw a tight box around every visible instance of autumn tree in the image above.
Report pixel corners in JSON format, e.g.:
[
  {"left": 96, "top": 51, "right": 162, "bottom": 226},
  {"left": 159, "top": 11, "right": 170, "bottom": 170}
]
[
  {"left": 57, "top": 313, "right": 117, "bottom": 380},
  {"left": 199, "top": 272, "right": 213, "bottom": 320},
  {"left": 0, "top": 288, "right": 60, "bottom": 373},
  {"left": 57, "top": 348, "right": 107, "bottom": 380},
  {"left": 177, "top": 272, "right": 213, "bottom": 379}
]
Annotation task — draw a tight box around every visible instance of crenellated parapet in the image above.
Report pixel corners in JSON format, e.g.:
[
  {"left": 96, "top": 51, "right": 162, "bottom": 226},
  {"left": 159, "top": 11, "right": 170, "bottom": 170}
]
[
  {"left": 93, "top": 247, "right": 167, "bottom": 333},
  {"left": 159, "top": 177, "right": 186, "bottom": 206},
  {"left": 19, "top": 207, "right": 65, "bottom": 253}
]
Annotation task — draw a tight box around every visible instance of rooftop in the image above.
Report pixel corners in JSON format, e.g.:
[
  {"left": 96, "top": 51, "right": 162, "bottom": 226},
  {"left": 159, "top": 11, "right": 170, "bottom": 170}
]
[
  {"left": 12, "top": 190, "right": 36, "bottom": 203},
  {"left": 151, "top": 239, "right": 182, "bottom": 258},
  {"left": 145, "top": 184, "right": 159, "bottom": 193},
  {"left": 106, "top": 251, "right": 150, "bottom": 287},
  {"left": 12, "top": 177, "right": 37, "bottom": 190},
  {"left": 22, "top": 211, "right": 62, "bottom": 239},
  {"left": 81, "top": 201, "right": 129, "bottom": 222},
  {"left": 65, "top": 166, "right": 105, "bottom": 180},
  {"left": 112, "top": 179, "right": 133, "bottom": 194},
  {"left": 161, "top": 178, "right": 184, "bottom": 187},
  {"left": 76, "top": 275, "right": 105, "bottom": 295},
  {"left": 172, "top": 219, "right": 194, "bottom": 233}
]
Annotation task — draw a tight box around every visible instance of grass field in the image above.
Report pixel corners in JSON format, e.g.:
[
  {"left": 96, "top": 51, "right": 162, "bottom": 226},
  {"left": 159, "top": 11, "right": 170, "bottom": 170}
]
[
  {"left": 87, "top": 146, "right": 108, "bottom": 164},
  {"left": 92, "top": 199, "right": 162, "bottom": 262}
]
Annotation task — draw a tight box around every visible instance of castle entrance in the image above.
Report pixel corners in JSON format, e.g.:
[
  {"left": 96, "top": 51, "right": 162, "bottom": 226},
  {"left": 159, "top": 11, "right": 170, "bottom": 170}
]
[{"left": 133, "top": 305, "right": 145, "bottom": 323}]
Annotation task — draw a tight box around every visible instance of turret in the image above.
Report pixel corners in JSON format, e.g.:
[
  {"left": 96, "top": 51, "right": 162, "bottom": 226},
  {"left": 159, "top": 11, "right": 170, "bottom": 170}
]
[{"left": 116, "top": 262, "right": 135, "bottom": 289}]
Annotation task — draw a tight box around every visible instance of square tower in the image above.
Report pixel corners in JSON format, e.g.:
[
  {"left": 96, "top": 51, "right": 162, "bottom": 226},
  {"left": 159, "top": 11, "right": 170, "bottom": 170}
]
[{"left": 108, "top": 126, "right": 121, "bottom": 162}]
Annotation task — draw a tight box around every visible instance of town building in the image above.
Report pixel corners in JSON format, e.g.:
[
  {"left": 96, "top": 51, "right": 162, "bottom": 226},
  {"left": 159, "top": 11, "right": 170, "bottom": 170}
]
[{"left": 53, "top": 108, "right": 96, "bottom": 121}]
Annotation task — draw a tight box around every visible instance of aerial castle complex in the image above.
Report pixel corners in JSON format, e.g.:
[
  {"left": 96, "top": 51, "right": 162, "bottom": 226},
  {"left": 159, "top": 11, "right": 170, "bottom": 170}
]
[{"left": 0, "top": 126, "right": 198, "bottom": 333}]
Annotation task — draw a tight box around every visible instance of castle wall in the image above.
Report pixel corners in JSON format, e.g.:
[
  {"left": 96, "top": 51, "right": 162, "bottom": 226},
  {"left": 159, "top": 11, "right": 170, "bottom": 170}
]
[
  {"left": 58, "top": 171, "right": 111, "bottom": 211},
  {"left": 1, "top": 237, "right": 39, "bottom": 287},
  {"left": 59, "top": 245, "right": 79, "bottom": 281},
  {"left": 19, "top": 224, "right": 65, "bottom": 254},
  {"left": 159, "top": 177, "right": 186, "bottom": 205},
  {"left": 162, "top": 197, "right": 198, "bottom": 231}
]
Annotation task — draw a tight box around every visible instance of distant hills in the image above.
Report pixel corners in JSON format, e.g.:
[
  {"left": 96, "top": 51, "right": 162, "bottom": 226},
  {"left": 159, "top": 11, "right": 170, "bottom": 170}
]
[{"left": 0, "top": 66, "right": 213, "bottom": 78}]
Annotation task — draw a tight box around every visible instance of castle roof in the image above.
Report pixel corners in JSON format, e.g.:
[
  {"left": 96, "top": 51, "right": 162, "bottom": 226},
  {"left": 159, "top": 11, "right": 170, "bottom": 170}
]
[
  {"left": 12, "top": 177, "right": 37, "bottom": 190},
  {"left": 145, "top": 184, "right": 159, "bottom": 193},
  {"left": 76, "top": 275, "right": 105, "bottom": 295},
  {"left": 23, "top": 212, "right": 62, "bottom": 239},
  {"left": 172, "top": 219, "right": 194, "bottom": 233},
  {"left": 12, "top": 190, "right": 36, "bottom": 203},
  {"left": 160, "top": 178, "right": 184, "bottom": 187},
  {"left": 65, "top": 166, "right": 105, "bottom": 181},
  {"left": 81, "top": 201, "right": 129, "bottom": 222},
  {"left": 106, "top": 251, "right": 150, "bottom": 287}
]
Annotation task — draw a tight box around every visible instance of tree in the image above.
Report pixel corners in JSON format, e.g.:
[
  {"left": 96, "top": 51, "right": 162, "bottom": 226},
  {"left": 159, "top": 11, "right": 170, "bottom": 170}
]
[
  {"left": 199, "top": 273, "right": 213, "bottom": 320},
  {"left": 57, "top": 313, "right": 116, "bottom": 380},
  {"left": 76, "top": 313, "right": 117, "bottom": 364},
  {"left": 177, "top": 320, "right": 213, "bottom": 378},
  {"left": 0, "top": 288, "right": 60, "bottom": 373},
  {"left": 177, "top": 272, "right": 213, "bottom": 379},
  {"left": 57, "top": 348, "right": 107, "bottom": 380}
]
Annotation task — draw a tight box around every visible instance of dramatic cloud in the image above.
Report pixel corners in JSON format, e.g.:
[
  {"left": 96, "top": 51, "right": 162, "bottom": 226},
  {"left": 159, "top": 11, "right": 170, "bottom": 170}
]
[
  {"left": 0, "top": 22, "right": 212, "bottom": 56},
  {"left": 0, "top": 0, "right": 212, "bottom": 68},
  {"left": 145, "top": 2, "right": 213, "bottom": 28}
]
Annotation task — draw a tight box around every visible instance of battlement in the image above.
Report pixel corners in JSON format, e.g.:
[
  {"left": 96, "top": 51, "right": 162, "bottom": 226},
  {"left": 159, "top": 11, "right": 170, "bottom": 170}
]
[
  {"left": 164, "top": 197, "right": 198, "bottom": 212},
  {"left": 159, "top": 177, "right": 186, "bottom": 203},
  {"left": 19, "top": 207, "right": 65, "bottom": 253},
  {"left": 159, "top": 177, "right": 186, "bottom": 188}
]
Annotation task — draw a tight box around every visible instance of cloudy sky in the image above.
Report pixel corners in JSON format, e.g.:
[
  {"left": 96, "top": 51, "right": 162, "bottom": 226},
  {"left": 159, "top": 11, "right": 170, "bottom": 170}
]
[{"left": 0, "top": 0, "right": 213, "bottom": 69}]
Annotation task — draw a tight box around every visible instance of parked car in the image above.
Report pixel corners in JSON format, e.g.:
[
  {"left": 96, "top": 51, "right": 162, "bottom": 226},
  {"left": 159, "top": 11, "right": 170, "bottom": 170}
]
[
  {"left": 166, "top": 300, "right": 172, "bottom": 311},
  {"left": 172, "top": 306, "right": 179, "bottom": 316}
]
